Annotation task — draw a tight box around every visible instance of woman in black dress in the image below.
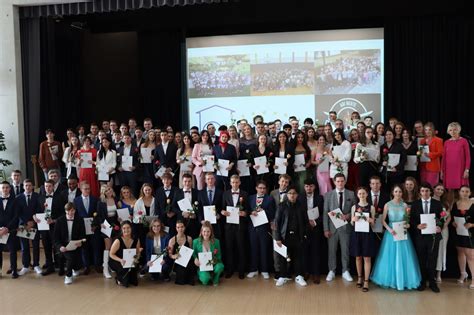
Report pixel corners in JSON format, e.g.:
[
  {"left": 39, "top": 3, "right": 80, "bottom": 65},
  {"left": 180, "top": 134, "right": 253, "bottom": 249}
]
[
  {"left": 350, "top": 187, "right": 376, "bottom": 292},
  {"left": 451, "top": 185, "right": 474, "bottom": 289},
  {"left": 109, "top": 221, "right": 141, "bottom": 287},
  {"left": 380, "top": 129, "right": 406, "bottom": 194},
  {"left": 400, "top": 128, "right": 419, "bottom": 181},
  {"left": 272, "top": 131, "right": 295, "bottom": 189},
  {"left": 250, "top": 134, "right": 274, "bottom": 190},
  {"left": 168, "top": 220, "right": 195, "bottom": 285}
]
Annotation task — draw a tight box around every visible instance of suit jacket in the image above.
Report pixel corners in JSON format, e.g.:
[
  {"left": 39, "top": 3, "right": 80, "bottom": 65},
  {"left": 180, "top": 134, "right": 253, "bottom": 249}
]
[
  {"left": 272, "top": 144, "right": 295, "bottom": 176},
  {"left": 222, "top": 189, "right": 250, "bottom": 225},
  {"left": 153, "top": 142, "right": 178, "bottom": 173},
  {"left": 367, "top": 191, "right": 390, "bottom": 212},
  {"left": 380, "top": 141, "right": 406, "bottom": 176},
  {"left": 410, "top": 198, "right": 443, "bottom": 239},
  {"left": 116, "top": 144, "right": 140, "bottom": 170},
  {"left": 172, "top": 188, "right": 199, "bottom": 221},
  {"left": 39, "top": 190, "right": 67, "bottom": 220},
  {"left": 197, "top": 186, "right": 223, "bottom": 223},
  {"left": 38, "top": 140, "right": 63, "bottom": 170},
  {"left": 54, "top": 214, "right": 86, "bottom": 248},
  {"left": 14, "top": 192, "right": 41, "bottom": 225},
  {"left": 145, "top": 234, "right": 170, "bottom": 262},
  {"left": 298, "top": 193, "right": 324, "bottom": 228},
  {"left": 323, "top": 189, "right": 356, "bottom": 233},
  {"left": 270, "top": 189, "right": 288, "bottom": 207},
  {"left": 274, "top": 200, "right": 308, "bottom": 242},
  {"left": 113, "top": 141, "right": 124, "bottom": 151},
  {"left": 155, "top": 186, "right": 179, "bottom": 220},
  {"left": 10, "top": 183, "right": 24, "bottom": 197},
  {"left": 97, "top": 200, "right": 120, "bottom": 223},
  {"left": 0, "top": 195, "right": 18, "bottom": 230},
  {"left": 39, "top": 183, "right": 67, "bottom": 195},
  {"left": 213, "top": 144, "right": 237, "bottom": 176},
  {"left": 248, "top": 194, "right": 276, "bottom": 223},
  {"left": 60, "top": 188, "right": 82, "bottom": 204},
  {"left": 74, "top": 195, "right": 99, "bottom": 219}
]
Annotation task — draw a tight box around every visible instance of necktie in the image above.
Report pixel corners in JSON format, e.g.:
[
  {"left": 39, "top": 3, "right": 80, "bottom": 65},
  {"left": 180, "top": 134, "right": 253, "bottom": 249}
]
[
  {"left": 208, "top": 190, "right": 213, "bottom": 203},
  {"left": 373, "top": 194, "right": 379, "bottom": 209},
  {"left": 16, "top": 186, "right": 20, "bottom": 195},
  {"left": 84, "top": 197, "right": 89, "bottom": 213},
  {"left": 26, "top": 195, "right": 31, "bottom": 206},
  {"left": 424, "top": 201, "right": 429, "bottom": 214},
  {"left": 339, "top": 192, "right": 343, "bottom": 210}
]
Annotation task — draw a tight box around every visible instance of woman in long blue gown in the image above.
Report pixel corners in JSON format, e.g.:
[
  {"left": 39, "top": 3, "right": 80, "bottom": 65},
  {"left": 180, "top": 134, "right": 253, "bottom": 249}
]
[{"left": 371, "top": 184, "right": 421, "bottom": 290}]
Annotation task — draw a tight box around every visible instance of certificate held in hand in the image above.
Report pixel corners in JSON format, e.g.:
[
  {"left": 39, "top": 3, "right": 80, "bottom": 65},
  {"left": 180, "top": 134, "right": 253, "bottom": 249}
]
[
  {"left": 250, "top": 210, "right": 269, "bottom": 227},
  {"left": 387, "top": 153, "right": 400, "bottom": 172},
  {"left": 273, "top": 240, "right": 287, "bottom": 258},
  {"left": 149, "top": 255, "right": 163, "bottom": 273},
  {"left": 354, "top": 212, "right": 370, "bottom": 233},
  {"left": 454, "top": 217, "right": 469, "bottom": 236},
  {"left": 123, "top": 248, "right": 137, "bottom": 268},
  {"left": 198, "top": 252, "right": 214, "bottom": 272},
  {"left": 274, "top": 158, "right": 287, "bottom": 175},
  {"left": 80, "top": 152, "right": 93, "bottom": 168},
  {"left": 202, "top": 155, "right": 215, "bottom": 172},
  {"left": 392, "top": 221, "right": 407, "bottom": 241},
  {"left": 84, "top": 218, "right": 94, "bottom": 235},
  {"left": 175, "top": 245, "right": 193, "bottom": 267},
  {"left": 226, "top": 206, "right": 240, "bottom": 224},
  {"left": 66, "top": 240, "right": 82, "bottom": 251},
  {"left": 420, "top": 213, "right": 436, "bottom": 234},
  {"left": 254, "top": 156, "right": 269, "bottom": 175},
  {"left": 237, "top": 160, "right": 250, "bottom": 177},
  {"left": 36, "top": 213, "right": 50, "bottom": 231},
  {"left": 217, "top": 159, "right": 229, "bottom": 177},
  {"left": 328, "top": 208, "right": 347, "bottom": 229},
  {"left": 293, "top": 154, "right": 305, "bottom": 172},
  {"left": 307, "top": 207, "right": 319, "bottom": 221},
  {"left": 203, "top": 206, "right": 217, "bottom": 224},
  {"left": 121, "top": 156, "right": 133, "bottom": 171}
]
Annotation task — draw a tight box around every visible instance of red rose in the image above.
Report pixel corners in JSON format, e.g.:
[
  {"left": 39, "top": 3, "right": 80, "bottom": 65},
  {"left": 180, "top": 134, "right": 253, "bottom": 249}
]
[
  {"left": 138, "top": 210, "right": 143, "bottom": 215},
  {"left": 377, "top": 208, "right": 383, "bottom": 214},
  {"left": 383, "top": 148, "right": 389, "bottom": 155},
  {"left": 459, "top": 209, "right": 466, "bottom": 216},
  {"left": 406, "top": 207, "right": 411, "bottom": 214},
  {"left": 351, "top": 143, "right": 357, "bottom": 150},
  {"left": 356, "top": 207, "right": 362, "bottom": 213},
  {"left": 440, "top": 211, "right": 447, "bottom": 217},
  {"left": 134, "top": 147, "right": 139, "bottom": 152},
  {"left": 419, "top": 139, "right": 426, "bottom": 145},
  {"left": 113, "top": 225, "right": 120, "bottom": 231},
  {"left": 269, "top": 152, "right": 273, "bottom": 157},
  {"left": 155, "top": 160, "right": 161, "bottom": 166},
  {"left": 213, "top": 248, "right": 218, "bottom": 255}
]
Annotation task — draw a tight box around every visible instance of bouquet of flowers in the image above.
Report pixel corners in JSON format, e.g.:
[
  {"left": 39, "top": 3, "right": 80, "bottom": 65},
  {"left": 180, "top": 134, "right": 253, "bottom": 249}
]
[
  {"left": 254, "top": 197, "right": 264, "bottom": 212},
  {"left": 137, "top": 210, "right": 149, "bottom": 227},
  {"left": 356, "top": 146, "right": 367, "bottom": 162},
  {"left": 333, "top": 156, "right": 344, "bottom": 174},
  {"left": 267, "top": 151, "right": 274, "bottom": 165},
  {"left": 206, "top": 248, "right": 219, "bottom": 267},
  {"left": 356, "top": 207, "right": 367, "bottom": 221},
  {"left": 437, "top": 209, "right": 449, "bottom": 228}
]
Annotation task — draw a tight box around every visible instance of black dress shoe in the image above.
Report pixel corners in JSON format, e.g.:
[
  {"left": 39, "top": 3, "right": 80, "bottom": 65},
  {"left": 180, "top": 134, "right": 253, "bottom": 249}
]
[
  {"left": 83, "top": 267, "right": 90, "bottom": 275},
  {"left": 417, "top": 284, "right": 426, "bottom": 291},
  {"left": 58, "top": 269, "right": 65, "bottom": 276},
  {"left": 429, "top": 283, "right": 440, "bottom": 293},
  {"left": 42, "top": 264, "right": 48, "bottom": 269},
  {"left": 225, "top": 272, "right": 232, "bottom": 279},
  {"left": 11, "top": 273, "right": 19, "bottom": 279},
  {"left": 95, "top": 266, "right": 103, "bottom": 273},
  {"left": 238, "top": 273, "right": 245, "bottom": 279},
  {"left": 7, "top": 269, "right": 12, "bottom": 274},
  {"left": 41, "top": 268, "right": 55, "bottom": 276}
]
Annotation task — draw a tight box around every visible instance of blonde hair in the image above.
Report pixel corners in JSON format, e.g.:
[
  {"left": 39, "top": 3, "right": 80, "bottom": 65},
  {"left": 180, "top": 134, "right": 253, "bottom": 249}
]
[
  {"left": 447, "top": 122, "right": 461, "bottom": 133},
  {"left": 99, "top": 184, "right": 115, "bottom": 202}
]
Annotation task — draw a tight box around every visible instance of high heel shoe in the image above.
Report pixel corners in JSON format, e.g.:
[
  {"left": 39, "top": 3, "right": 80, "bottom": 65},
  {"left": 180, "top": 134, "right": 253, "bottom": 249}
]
[
  {"left": 362, "top": 280, "right": 369, "bottom": 292},
  {"left": 356, "top": 276, "right": 363, "bottom": 288},
  {"left": 457, "top": 272, "right": 468, "bottom": 283}
]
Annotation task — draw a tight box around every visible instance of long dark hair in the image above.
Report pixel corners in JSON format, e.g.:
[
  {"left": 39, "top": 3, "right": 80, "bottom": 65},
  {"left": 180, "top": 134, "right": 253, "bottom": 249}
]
[
  {"left": 200, "top": 130, "right": 213, "bottom": 147},
  {"left": 332, "top": 128, "right": 346, "bottom": 146}
]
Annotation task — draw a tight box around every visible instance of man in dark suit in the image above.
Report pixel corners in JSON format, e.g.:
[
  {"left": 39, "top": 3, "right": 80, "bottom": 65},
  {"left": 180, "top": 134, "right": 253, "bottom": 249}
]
[
  {"left": 172, "top": 173, "right": 200, "bottom": 239},
  {"left": 220, "top": 175, "right": 249, "bottom": 279},
  {"left": 116, "top": 133, "right": 139, "bottom": 196},
  {"left": 247, "top": 180, "right": 276, "bottom": 279},
  {"left": 74, "top": 181, "right": 101, "bottom": 274},
  {"left": 410, "top": 183, "right": 443, "bottom": 293},
  {"left": 198, "top": 173, "right": 223, "bottom": 239},
  {"left": 9, "top": 169, "right": 24, "bottom": 197},
  {"left": 153, "top": 131, "right": 178, "bottom": 184},
  {"left": 367, "top": 176, "right": 390, "bottom": 256},
  {"left": 38, "top": 179, "right": 66, "bottom": 275},
  {"left": 0, "top": 181, "right": 19, "bottom": 278},
  {"left": 274, "top": 186, "right": 309, "bottom": 287},
  {"left": 60, "top": 175, "right": 81, "bottom": 204},
  {"left": 155, "top": 173, "right": 178, "bottom": 236},
  {"left": 39, "top": 169, "right": 67, "bottom": 195},
  {"left": 298, "top": 178, "right": 324, "bottom": 284},
  {"left": 14, "top": 179, "right": 42, "bottom": 276},
  {"left": 54, "top": 202, "right": 86, "bottom": 285}
]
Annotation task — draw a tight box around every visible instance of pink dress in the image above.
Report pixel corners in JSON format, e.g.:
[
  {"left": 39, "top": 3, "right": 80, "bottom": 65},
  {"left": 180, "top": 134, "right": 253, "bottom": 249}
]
[
  {"left": 315, "top": 152, "right": 332, "bottom": 196},
  {"left": 441, "top": 137, "right": 470, "bottom": 189}
]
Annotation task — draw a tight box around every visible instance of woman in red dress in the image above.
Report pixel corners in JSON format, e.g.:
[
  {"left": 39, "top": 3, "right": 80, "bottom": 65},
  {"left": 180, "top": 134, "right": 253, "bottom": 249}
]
[{"left": 77, "top": 136, "right": 99, "bottom": 197}]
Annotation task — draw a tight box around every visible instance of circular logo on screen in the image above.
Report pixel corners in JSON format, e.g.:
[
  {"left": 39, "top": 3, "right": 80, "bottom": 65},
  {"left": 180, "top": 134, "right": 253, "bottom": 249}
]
[{"left": 329, "top": 98, "right": 373, "bottom": 126}]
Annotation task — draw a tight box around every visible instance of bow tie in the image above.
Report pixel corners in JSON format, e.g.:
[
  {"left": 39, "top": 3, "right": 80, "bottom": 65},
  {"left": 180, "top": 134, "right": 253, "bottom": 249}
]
[
  {"left": 164, "top": 189, "right": 171, "bottom": 192},
  {"left": 184, "top": 191, "right": 191, "bottom": 194},
  {"left": 232, "top": 192, "right": 240, "bottom": 195},
  {"left": 257, "top": 195, "right": 264, "bottom": 199},
  {"left": 0, "top": 197, "right": 7, "bottom": 201},
  {"left": 279, "top": 191, "right": 287, "bottom": 195},
  {"left": 46, "top": 195, "right": 53, "bottom": 199},
  {"left": 67, "top": 219, "right": 74, "bottom": 222}
]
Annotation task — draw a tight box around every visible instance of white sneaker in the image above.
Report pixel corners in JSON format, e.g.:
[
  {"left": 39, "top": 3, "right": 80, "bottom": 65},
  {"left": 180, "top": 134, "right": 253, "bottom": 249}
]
[
  {"left": 261, "top": 272, "right": 270, "bottom": 279},
  {"left": 326, "top": 271, "right": 335, "bottom": 282},
  {"left": 247, "top": 271, "right": 257, "bottom": 278},
  {"left": 276, "top": 277, "right": 288, "bottom": 287},
  {"left": 18, "top": 267, "right": 30, "bottom": 276},
  {"left": 342, "top": 271, "right": 353, "bottom": 282},
  {"left": 72, "top": 270, "right": 80, "bottom": 277},
  {"left": 295, "top": 275, "right": 307, "bottom": 287},
  {"left": 64, "top": 276, "right": 73, "bottom": 285},
  {"left": 34, "top": 266, "right": 43, "bottom": 274}
]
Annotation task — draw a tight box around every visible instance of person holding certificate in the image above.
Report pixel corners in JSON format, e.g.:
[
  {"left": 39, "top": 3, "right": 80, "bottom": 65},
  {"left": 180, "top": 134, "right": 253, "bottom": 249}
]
[
  {"left": 311, "top": 134, "right": 332, "bottom": 196},
  {"left": 38, "top": 129, "right": 63, "bottom": 180},
  {"left": 432, "top": 183, "right": 451, "bottom": 283},
  {"left": 238, "top": 124, "right": 257, "bottom": 194},
  {"left": 145, "top": 218, "right": 171, "bottom": 281},
  {"left": 198, "top": 173, "right": 223, "bottom": 239},
  {"left": 419, "top": 122, "right": 443, "bottom": 187},
  {"left": 109, "top": 221, "right": 141, "bottom": 287},
  {"left": 168, "top": 220, "right": 195, "bottom": 285},
  {"left": 247, "top": 180, "right": 276, "bottom": 279},
  {"left": 400, "top": 128, "right": 419, "bottom": 181},
  {"left": 353, "top": 127, "right": 380, "bottom": 188},
  {"left": 379, "top": 129, "right": 406, "bottom": 194},
  {"left": 193, "top": 221, "right": 224, "bottom": 286},
  {"left": 410, "top": 183, "right": 443, "bottom": 292},
  {"left": 371, "top": 184, "right": 421, "bottom": 290},
  {"left": 96, "top": 136, "right": 117, "bottom": 187},
  {"left": 173, "top": 174, "right": 200, "bottom": 239},
  {"left": 272, "top": 131, "right": 295, "bottom": 189},
  {"left": 139, "top": 130, "right": 157, "bottom": 188},
  {"left": 133, "top": 183, "right": 156, "bottom": 258},
  {"left": 54, "top": 202, "right": 86, "bottom": 285},
  {"left": 250, "top": 134, "right": 273, "bottom": 191},
  {"left": 274, "top": 187, "right": 309, "bottom": 287},
  {"left": 221, "top": 175, "right": 249, "bottom": 279},
  {"left": 323, "top": 174, "right": 356, "bottom": 282},
  {"left": 349, "top": 187, "right": 376, "bottom": 292},
  {"left": 451, "top": 186, "right": 474, "bottom": 289},
  {"left": 153, "top": 131, "right": 178, "bottom": 184},
  {"left": 176, "top": 133, "right": 195, "bottom": 188},
  {"left": 213, "top": 131, "right": 237, "bottom": 190},
  {"left": 191, "top": 130, "right": 214, "bottom": 190},
  {"left": 116, "top": 133, "right": 139, "bottom": 197},
  {"left": 97, "top": 184, "right": 120, "bottom": 279},
  {"left": 76, "top": 136, "right": 99, "bottom": 197},
  {"left": 62, "top": 135, "right": 81, "bottom": 179},
  {"left": 292, "top": 131, "right": 312, "bottom": 194}
]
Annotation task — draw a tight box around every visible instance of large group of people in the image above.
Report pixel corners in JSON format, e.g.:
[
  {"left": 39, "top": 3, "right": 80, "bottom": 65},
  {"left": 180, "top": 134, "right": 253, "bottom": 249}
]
[
  {"left": 189, "top": 70, "right": 251, "bottom": 97},
  {"left": 0, "top": 112, "right": 472, "bottom": 294},
  {"left": 251, "top": 67, "right": 314, "bottom": 92}
]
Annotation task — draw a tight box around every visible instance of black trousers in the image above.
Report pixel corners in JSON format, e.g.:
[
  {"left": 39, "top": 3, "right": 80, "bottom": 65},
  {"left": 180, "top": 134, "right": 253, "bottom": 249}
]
[
  {"left": 306, "top": 227, "right": 322, "bottom": 276},
  {"left": 278, "top": 233, "right": 304, "bottom": 278},
  {"left": 109, "top": 258, "right": 138, "bottom": 286},
  {"left": 20, "top": 232, "right": 40, "bottom": 268},
  {"left": 0, "top": 234, "right": 17, "bottom": 271},
  {"left": 224, "top": 223, "right": 247, "bottom": 275},
  {"left": 40, "top": 227, "right": 55, "bottom": 267},
  {"left": 414, "top": 235, "right": 440, "bottom": 285},
  {"left": 59, "top": 249, "right": 82, "bottom": 277},
  {"left": 81, "top": 231, "right": 103, "bottom": 268}
]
